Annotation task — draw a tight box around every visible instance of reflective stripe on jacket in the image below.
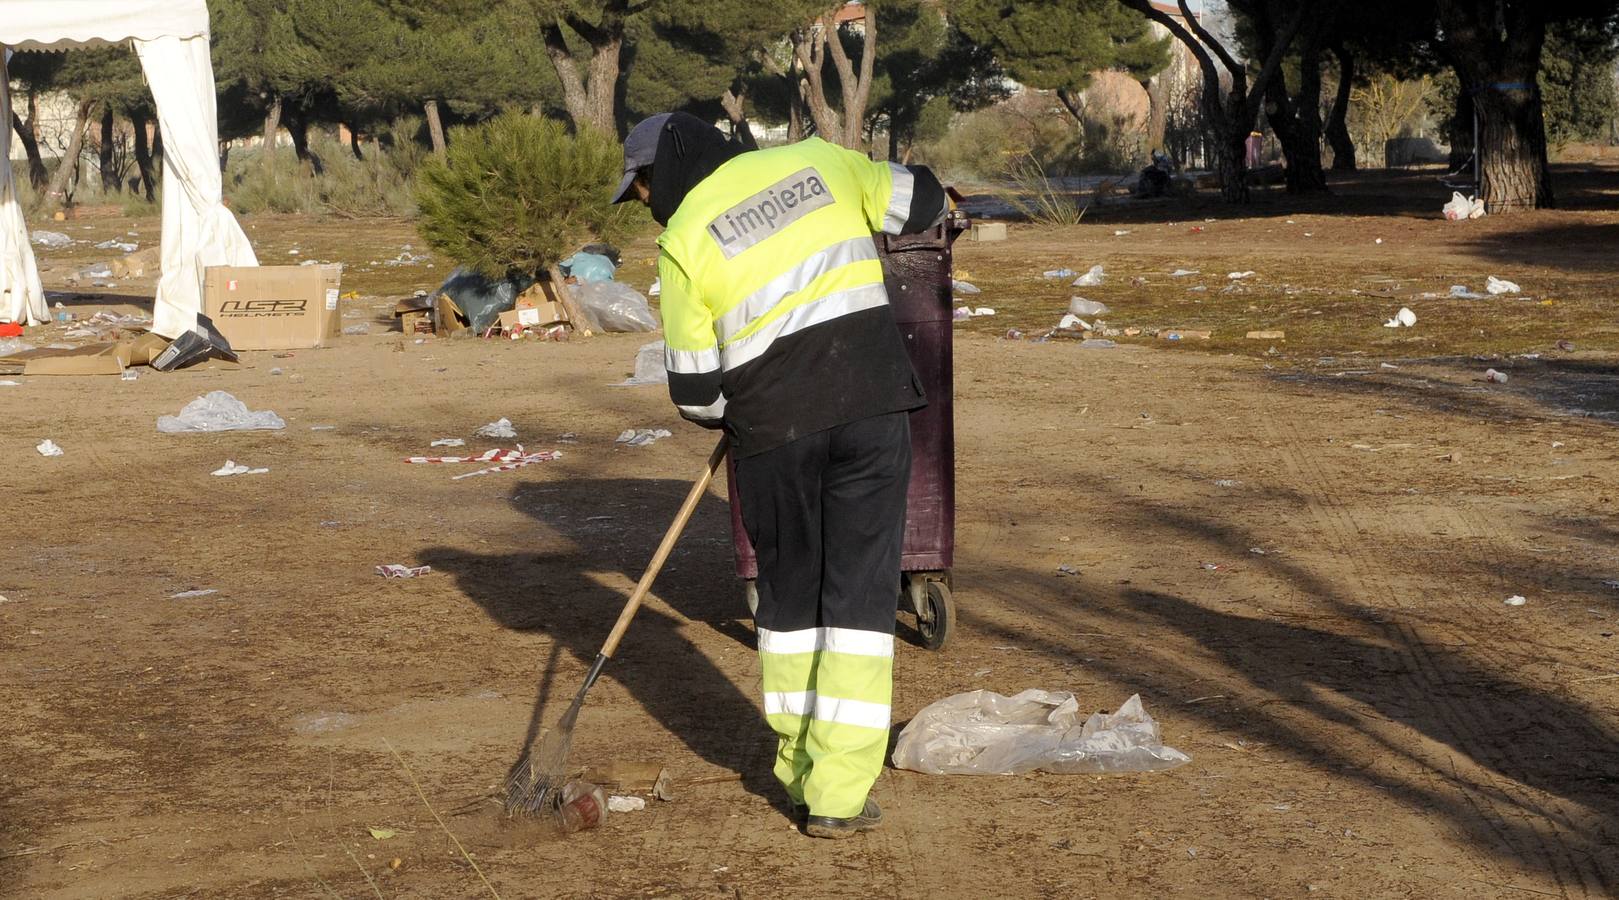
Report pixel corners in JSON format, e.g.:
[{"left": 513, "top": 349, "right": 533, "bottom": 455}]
[{"left": 657, "top": 138, "right": 946, "bottom": 456}]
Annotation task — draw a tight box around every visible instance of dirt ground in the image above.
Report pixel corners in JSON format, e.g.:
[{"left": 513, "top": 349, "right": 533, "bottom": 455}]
[{"left": 3, "top": 166, "right": 1618, "bottom": 898}]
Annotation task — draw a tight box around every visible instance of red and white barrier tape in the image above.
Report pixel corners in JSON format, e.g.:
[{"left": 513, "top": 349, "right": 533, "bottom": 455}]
[{"left": 403, "top": 445, "right": 562, "bottom": 479}]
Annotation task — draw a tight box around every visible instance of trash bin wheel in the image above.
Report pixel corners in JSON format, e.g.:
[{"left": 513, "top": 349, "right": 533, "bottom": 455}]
[
  {"left": 915, "top": 579, "right": 954, "bottom": 651},
  {"left": 744, "top": 579, "right": 759, "bottom": 618}
]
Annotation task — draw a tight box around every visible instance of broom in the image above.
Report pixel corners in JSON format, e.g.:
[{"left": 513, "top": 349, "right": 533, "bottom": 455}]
[{"left": 504, "top": 436, "right": 729, "bottom": 818}]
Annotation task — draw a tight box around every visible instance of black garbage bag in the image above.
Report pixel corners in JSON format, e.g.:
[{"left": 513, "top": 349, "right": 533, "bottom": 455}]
[{"left": 434, "top": 268, "right": 536, "bottom": 333}]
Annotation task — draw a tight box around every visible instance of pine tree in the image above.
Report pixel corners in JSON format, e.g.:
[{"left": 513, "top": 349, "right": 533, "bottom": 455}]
[{"left": 952, "top": 0, "right": 1169, "bottom": 125}]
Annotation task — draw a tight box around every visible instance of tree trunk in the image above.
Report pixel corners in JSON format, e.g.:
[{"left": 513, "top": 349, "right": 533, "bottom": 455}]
[
  {"left": 261, "top": 94, "right": 282, "bottom": 172},
  {"left": 1143, "top": 78, "right": 1167, "bottom": 152},
  {"left": 787, "top": 73, "right": 805, "bottom": 142},
  {"left": 286, "top": 110, "right": 321, "bottom": 176},
  {"left": 720, "top": 87, "right": 758, "bottom": 150},
  {"left": 348, "top": 124, "right": 364, "bottom": 160},
  {"left": 1214, "top": 109, "right": 1248, "bottom": 203},
  {"left": 45, "top": 98, "right": 96, "bottom": 210},
  {"left": 1326, "top": 45, "right": 1356, "bottom": 170},
  {"left": 542, "top": 5, "right": 630, "bottom": 135},
  {"left": 542, "top": 22, "right": 593, "bottom": 129},
  {"left": 1475, "top": 83, "right": 1552, "bottom": 211},
  {"left": 1437, "top": 0, "right": 1551, "bottom": 211},
  {"left": 131, "top": 109, "right": 156, "bottom": 201},
  {"left": 1123, "top": 0, "right": 1303, "bottom": 203},
  {"left": 1446, "top": 82, "right": 1474, "bottom": 169},
  {"left": 11, "top": 112, "right": 49, "bottom": 188},
  {"left": 1264, "top": 43, "right": 1328, "bottom": 193},
  {"left": 425, "top": 99, "right": 447, "bottom": 154},
  {"left": 1056, "top": 89, "right": 1085, "bottom": 126},
  {"left": 98, "top": 106, "right": 118, "bottom": 193},
  {"left": 584, "top": 38, "right": 620, "bottom": 134},
  {"left": 793, "top": 26, "right": 843, "bottom": 145}
]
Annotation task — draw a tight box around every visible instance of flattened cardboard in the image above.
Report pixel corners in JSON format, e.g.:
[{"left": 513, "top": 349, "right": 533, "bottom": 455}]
[
  {"left": 433, "top": 293, "right": 468, "bottom": 336},
  {"left": 204, "top": 265, "right": 344, "bottom": 350},
  {"left": 18, "top": 343, "right": 126, "bottom": 376}
]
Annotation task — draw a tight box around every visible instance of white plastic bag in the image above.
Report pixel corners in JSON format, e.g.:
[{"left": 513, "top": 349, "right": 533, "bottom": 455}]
[
  {"left": 30, "top": 230, "right": 73, "bottom": 249},
  {"left": 1443, "top": 192, "right": 1485, "bottom": 221},
  {"left": 891, "top": 689, "right": 1190, "bottom": 776},
  {"left": 1071, "top": 265, "right": 1104, "bottom": 287},
  {"left": 618, "top": 341, "right": 668, "bottom": 386},
  {"left": 569, "top": 282, "right": 659, "bottom": 333},
  {"left": 1068, "top": 297, "right": 1110, "bottom": 316},
  {"left": 157, "top": 391, "right": 286, "bottom": 434},
  {"left": 1485, "top": 275, "right": 1520, "bottom": 295}
]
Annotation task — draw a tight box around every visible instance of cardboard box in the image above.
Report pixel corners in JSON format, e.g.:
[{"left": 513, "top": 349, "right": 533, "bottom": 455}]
[
  {"left": 496, "top": 301, "right": 567, "bottom": 333},
  {"left": 203, "top": 265, "right": 342, "bottom": 350},
  {"left": 433, "top": 293, "right": 468, "bottom": 336},
  {"left": 393, "top": 297, "right": 434, "bottom": 335},
  {"left": 968, "top": 222, "right": 1007, "bottom": 242}
]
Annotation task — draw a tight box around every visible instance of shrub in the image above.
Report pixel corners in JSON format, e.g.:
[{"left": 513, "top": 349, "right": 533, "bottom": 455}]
[
  {"left": 414, "top": 113, "right": 642, "bottom": 278},
  {"left": 225, "top": 127, "right": 421, "bottom": 218},
  {"left": 1000, "top": 154, "right": 1086, "bottom": 226}
]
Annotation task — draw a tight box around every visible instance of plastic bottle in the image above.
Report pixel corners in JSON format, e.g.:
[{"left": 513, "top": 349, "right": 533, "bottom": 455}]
[{"left": 555, "top": 780, "right": 607, "bottom": 833}]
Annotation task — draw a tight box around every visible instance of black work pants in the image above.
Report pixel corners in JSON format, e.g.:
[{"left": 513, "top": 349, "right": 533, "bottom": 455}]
[{"left": 735, "top": 410, "right": 911, "bottom": 816}]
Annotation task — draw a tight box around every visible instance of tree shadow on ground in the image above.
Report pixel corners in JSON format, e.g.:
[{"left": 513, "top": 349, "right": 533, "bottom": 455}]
[
  {"left": 1268, "top": 357, "right": 1619, "bottom": 429},
  {"left": 1461, "top": 222, "right": 1619, "bottom": 273},
  {"left": 419, "top": 476, "right": 789, "bottom": 815},
  {"left": 958, "top": 476, "right": 1619, "bottom": 891},
  {"left": 955, "top": 162, "right": 1619, "bottom": 226}
]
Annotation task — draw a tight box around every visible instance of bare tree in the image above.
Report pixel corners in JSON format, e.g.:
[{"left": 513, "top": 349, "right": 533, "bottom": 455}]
[
  {"left": 791, "top": 5, "right": 877, "bottom": 150},
  {"left": 1120, "top": 0, "right": 1303, "bottom": 202}
]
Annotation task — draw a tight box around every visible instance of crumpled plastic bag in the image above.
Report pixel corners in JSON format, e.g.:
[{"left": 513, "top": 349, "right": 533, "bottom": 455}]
[
  {"left": 157, "top": 391, "right": 286, "bottom": 433},
  {"left": 568, "top": 282, "right": 659, "bottom": 333},
  {"left": 1443, "top": 191, "right": 1486, "bottom": 221},
  {"left": 561, "top": 251, "right": 618, "bottom": 284},
  {"left": 617, "top": 341, "right": 667, "bottom": 386},
  {"left": 891, "top": 689, "right": 1190, "bottom": 776},
  {"left": 30, "top": 230, "right": 73, "bottom": 249}
]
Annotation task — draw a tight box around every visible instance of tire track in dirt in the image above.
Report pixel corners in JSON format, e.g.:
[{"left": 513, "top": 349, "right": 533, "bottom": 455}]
[{"left": 1268, "top": 416, "right": 1613, "bottom": 896}]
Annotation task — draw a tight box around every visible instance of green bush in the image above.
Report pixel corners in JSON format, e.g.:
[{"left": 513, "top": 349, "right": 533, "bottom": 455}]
[{"left": 414, "top": 113, "right": 642, "bottom": 278}]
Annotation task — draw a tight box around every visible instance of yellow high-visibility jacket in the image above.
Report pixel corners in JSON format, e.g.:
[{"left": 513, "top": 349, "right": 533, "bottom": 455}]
[{"left": 657, "top": 138, "right": 947, "bottom": 457}]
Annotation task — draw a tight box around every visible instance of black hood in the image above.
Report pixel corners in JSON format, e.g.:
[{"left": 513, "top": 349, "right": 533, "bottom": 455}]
[{"left": 647, "top": 113, "right": 750, "bottom": 226}]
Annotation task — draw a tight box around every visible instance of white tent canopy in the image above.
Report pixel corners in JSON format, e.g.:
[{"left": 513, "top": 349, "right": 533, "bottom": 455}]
[{"left": 1, "top": 0, "right": 257, "bottom": 337}]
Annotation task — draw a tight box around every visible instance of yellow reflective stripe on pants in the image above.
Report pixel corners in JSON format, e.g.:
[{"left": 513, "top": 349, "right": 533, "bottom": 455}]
[{"left": 759, "top": 640, "right": 893, "bottom": 818}]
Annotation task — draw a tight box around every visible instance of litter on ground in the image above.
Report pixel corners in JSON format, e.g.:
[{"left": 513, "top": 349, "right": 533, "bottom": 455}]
[
  {"left": 211, "top": 460, "right": 269, "bottom": 476},
  {"left": 891, "top": 690, "right": 1190, "bottom": 776},
  {"left": 36, "top": 439, "right": 64, "bottom": 457},
  {"left": 377, "top": 564, "right": 432, "bottom": 578},
  {"left": 1486, "top": 276, "right": 1521, "bottom": 295},
  {"left": 158, "top": 392, "right": 286, "bottom": 434},
  {"left": 1384, "top": 308, "right": 1417, "bottom": 328},
  {"left": 1072, "top": 265, "right": 1105, "bottom": 287},
  {"left": 616, "top": 341, "right": 668, "bottom": 386},
  {"left": 617, "top": 428, "right": 673, "bottom": 447},
  {"left": 475, "top": 417, "right": 518, "bottom": 439}
]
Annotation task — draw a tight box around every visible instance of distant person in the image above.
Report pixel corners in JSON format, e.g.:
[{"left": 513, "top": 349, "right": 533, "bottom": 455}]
[{"left": 612, "top": 112, "right": 947, "bottom": 839}]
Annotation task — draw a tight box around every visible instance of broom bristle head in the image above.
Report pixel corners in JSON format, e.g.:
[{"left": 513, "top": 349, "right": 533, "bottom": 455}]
[{"left": 502, "top": 726, "right": 573, "bottom": 818}]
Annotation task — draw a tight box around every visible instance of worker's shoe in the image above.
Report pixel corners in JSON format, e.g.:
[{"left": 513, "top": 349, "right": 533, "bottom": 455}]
[{"left": 803, "top": 797, "right": 882, "bottom": 839}]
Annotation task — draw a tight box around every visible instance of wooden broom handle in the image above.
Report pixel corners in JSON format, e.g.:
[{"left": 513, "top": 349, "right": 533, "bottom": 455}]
[{"left": 599, "top": 435, "right": 729, "bottom": 658}]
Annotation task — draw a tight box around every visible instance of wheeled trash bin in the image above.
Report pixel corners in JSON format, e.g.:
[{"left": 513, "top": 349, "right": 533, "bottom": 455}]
[{"left": 726, "top": 208, "right": 970, "bottom": 650}]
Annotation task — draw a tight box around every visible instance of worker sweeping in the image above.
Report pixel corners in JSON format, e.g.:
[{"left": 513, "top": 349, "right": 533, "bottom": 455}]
[{"left": 612, "top": 113, "right": 948, "bottom": 839}]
